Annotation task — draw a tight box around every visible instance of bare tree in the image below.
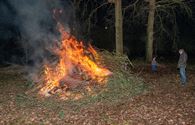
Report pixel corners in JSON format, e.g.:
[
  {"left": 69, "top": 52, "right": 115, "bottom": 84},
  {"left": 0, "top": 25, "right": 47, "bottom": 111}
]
[
  {"left": 68, "top": 0, "right": 124, "bottom": 54},
  {"left": 115, "top": 0, "right": 123, "bottom": 54},
  {"left": 108, "top": 0, "right": 123, "bottom": 54},
  {"left": 123, "top": 0, "right": 191, "bottom": 62},
  {"left": 146, "top": 0, "right": 155, "bottom": 61},
  {"left": 67, "top": 0, "right": 110, "bottom": 41}
]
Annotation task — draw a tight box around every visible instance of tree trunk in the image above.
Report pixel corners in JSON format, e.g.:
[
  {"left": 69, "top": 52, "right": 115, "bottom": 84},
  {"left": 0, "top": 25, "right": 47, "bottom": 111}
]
[
  {"left": 146, "top": 0, "right": 155, "bottom": 62},
  {"left": 115, "top": 0, "right": 123, "bottom": 54}
]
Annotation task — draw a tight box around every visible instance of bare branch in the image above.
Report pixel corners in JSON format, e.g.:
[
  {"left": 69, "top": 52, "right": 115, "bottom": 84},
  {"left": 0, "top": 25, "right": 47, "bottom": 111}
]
[
  {"left": 86, "top": 2, "right": 110, "bottom": 33},
  {"left": 123, "top": 0, "right": 140, "bottom": 16}
]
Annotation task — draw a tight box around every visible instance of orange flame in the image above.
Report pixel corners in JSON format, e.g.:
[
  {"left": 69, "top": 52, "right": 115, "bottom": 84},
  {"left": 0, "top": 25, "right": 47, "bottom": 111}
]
[{"left": 40, "top": 23, "right": 111, "bottom": 96}]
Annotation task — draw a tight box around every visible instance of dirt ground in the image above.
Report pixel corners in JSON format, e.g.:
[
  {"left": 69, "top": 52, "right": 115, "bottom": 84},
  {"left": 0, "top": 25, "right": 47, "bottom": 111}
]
[{"left": 0, "top": 64, "right": 195, "bottom": 125}]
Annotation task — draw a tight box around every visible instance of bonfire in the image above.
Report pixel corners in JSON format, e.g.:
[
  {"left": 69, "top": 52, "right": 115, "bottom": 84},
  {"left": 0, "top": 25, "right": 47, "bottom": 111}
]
[{"left": 35, "top": 22, "right": 112, "bottom": 100}]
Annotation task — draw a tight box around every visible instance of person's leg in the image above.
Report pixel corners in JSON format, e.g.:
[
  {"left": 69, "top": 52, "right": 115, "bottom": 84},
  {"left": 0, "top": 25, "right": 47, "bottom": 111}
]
[
  {"left": 179, "top": 67, "right": 187, "bottom": 85},
  {"left": 152, "top": 65, "right": 157, "bottom": 72}
]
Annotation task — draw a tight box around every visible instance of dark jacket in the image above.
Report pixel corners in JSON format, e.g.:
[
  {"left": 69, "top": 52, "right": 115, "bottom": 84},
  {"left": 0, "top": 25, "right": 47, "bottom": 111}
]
[{"left": 178, "top": 51, "right": 188, "bottom": 68}]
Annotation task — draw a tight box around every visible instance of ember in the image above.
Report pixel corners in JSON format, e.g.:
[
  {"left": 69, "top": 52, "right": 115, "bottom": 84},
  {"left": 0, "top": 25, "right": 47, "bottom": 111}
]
[{"left": 39, "top": 23, "right": 112, "bottom": 99}]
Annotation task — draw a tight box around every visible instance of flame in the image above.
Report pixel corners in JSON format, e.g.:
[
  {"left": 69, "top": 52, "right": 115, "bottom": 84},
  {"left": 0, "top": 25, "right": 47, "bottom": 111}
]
[{"left": 40, "top": 23, "right": 111, "bottom": 96}]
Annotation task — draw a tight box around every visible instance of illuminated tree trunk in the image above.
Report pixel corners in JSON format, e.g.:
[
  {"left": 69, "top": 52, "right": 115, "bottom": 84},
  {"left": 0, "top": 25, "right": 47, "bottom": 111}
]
[
  {"left": 146, "top": 0, "right": 155, "bottom": 62},
  {"left": 115, "top": 0, "right": 123, "bottom": 54}
]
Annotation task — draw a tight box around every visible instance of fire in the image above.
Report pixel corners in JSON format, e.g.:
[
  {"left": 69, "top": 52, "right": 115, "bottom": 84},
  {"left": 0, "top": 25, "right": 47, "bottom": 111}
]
[{"left": 39, "top": 23, "right": 112, "bottom": 97}]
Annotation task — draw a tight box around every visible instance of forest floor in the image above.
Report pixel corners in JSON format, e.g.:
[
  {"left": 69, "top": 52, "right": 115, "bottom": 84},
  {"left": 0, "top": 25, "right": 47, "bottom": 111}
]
[{"left": 0, "top": 62, "right": 195, "bottom": 125}]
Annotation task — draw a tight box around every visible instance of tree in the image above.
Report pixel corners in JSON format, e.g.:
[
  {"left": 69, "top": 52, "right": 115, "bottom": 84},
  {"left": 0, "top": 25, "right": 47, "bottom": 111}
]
[
  {"left": 146, "top": 0, "right": 155, "bottom": 61},
  {"left": 115, "top": 0, "right": 123, "bottom": 54},
  {"left": 68, "top": 0, "right": 123, "bottom": 54},
  {"left": 123, "top": 0, "right": 191, "bottom": 62},
  {"left": 67, "top": 0, "right": 112, "bottom": 41},
  {"left": 71, "top": 0, "right": 124, "bottom": 55},
  {"left": 108, "top": 0, "right": 123, "bottom": 54},
  {"left": 148, "top": 0, "right": 191, "bottom": 61}
]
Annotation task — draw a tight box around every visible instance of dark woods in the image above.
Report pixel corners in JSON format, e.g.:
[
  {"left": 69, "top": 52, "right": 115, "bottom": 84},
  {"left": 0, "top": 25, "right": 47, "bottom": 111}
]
[{"left": 0, "top": 0, "right": 195, "bottom": 65}]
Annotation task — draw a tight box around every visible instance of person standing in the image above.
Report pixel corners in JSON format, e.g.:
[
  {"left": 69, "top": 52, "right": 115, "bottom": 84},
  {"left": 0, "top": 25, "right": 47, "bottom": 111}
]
[
  {"left": 151, "top": 57, "right": 158, "bottom": 72},
  {"left": 177, "top": 49, "right": 188, "bottom": 86}
]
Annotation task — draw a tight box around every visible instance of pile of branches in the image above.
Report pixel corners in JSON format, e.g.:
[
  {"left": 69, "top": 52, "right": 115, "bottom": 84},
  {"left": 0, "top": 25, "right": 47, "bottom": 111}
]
[{"left": 26, "top": 50, "right": 134, "bottom": 100}]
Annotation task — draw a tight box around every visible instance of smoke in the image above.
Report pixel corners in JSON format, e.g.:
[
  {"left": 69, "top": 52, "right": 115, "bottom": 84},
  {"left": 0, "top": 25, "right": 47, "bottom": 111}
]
[{"left": 6, "top": 0, "right": 74, "bottom": 81}]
